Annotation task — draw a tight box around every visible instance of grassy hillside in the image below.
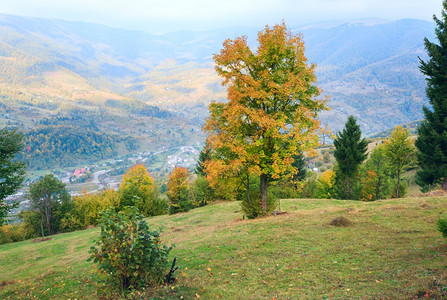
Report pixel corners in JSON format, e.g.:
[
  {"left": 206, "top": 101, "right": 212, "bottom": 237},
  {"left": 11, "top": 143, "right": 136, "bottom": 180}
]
[{"left": 1, "top": 196, "right": 447, "bottom": 299}]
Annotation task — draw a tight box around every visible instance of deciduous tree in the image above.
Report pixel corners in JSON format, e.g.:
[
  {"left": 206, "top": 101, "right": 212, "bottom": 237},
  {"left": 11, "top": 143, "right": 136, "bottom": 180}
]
[
  {"left": 315, "top": 170, "right": 336, "bottom": 199},
  {"left": 416, "top": 0, "right": 447, "bottom": 190},
  {"left": 204, "top": 22, "right": 327, "bottom": 215},
  {"left": 384, "top": 126, "right": 415, "bottom": 198},
  {"left": 27, "top": 174, "right": 71, "bottom": 237},
  {"left": 167, "top": 166, "right": 192, "bottom": 214},
  {"left": 120, "top": 165, "right": 165, "bottom": 216},
  {"left": 0, "top": 127, "right": 26, "bottom": 225},
  {"left": 364, "top": 144, "right": 392, "bottom": 200}
]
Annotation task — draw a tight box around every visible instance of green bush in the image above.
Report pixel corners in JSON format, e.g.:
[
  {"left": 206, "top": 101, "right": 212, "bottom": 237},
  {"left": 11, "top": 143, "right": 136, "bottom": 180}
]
[
  {"left": 0, "top": 222, "right": 37, "bottom": 244},
  {"left": 239, "top": 177, "right": 278, "bottom": 219},
  {"left": 88, "top": 206, "right": 173, "bottom": 294},
  {"left": 390, "top": 182, "right": 407, "bottom": 198},
  {"left": 269, "top": 182, "right": 301, "bottom": 200},
  {"left": 60, "top": 189, "right": 121, "bottom": 232},
  {"left": 437, "top": 218, "right": 447, "bottom": 238},
  {"left": 298, "top": 173, "right": 318, "bottom": 198},
  {"left": 191, "top": 175, "right": 215, "bottom": 207}
]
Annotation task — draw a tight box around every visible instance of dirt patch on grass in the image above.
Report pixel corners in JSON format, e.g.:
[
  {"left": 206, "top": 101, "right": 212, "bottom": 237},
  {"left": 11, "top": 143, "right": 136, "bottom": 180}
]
[
  {"left": 329, "top": 216, "right": 351, "bottom": 227},
  {"left": 272, "top": 211, "right": 288, "bottom": 216},
  {"left": 32, "top": 237, "right": 52, "bottom": 243},
  {"left": 419, "top": 189, "right": 447, "bottom": 198},
  {"left": 420, "top": 203, "right": 434, "bottom": 209},
  {"left": 383, "top": 205, "right": 407, "bottom": 210},
  {"left": 415, "top": 278, "right": 447, "bottom": 299},
  {"left": 0, "top": 280, "right": 14, "bottom": 287}
]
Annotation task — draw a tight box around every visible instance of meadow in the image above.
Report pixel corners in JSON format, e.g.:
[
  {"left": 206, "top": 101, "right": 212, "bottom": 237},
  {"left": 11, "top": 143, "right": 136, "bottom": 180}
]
[{"left": 1, "top": 196, "right": 447, "bottom": 299}]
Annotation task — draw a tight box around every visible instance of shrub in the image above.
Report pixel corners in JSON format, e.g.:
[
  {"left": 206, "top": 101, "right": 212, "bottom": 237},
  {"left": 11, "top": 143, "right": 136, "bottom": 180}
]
[
  {"left": 60, "top": 189, "right": 121, "bottom": 232},
  {"left": 315, "top": 170, "right": 336, "bottom": 199},
  {"left": 88, "top": 206, "right": 173, "bottom": 293},
  {"left": 437, "top": 218, "right": 447, "bottom": 238},
  {"left": 240, "top": 176, "right": 277, "bottom": 219},
  {"left": 299, "top": 173, "right": 318, "bottom": 198},
  {"left": 360, "top": 170, "right": 379, "bottom": 201},
  {"left": 191, "top": 175, "right": 214, "bottom": 207},
  {"left": 269, "top": 182, "right": 301, "bottom": 200},
  {"left": 390, "top": 181, "right": 407, "bottom": 198},
  {"left": 0, "top": 222, "right": 37, "bottom": 244}
]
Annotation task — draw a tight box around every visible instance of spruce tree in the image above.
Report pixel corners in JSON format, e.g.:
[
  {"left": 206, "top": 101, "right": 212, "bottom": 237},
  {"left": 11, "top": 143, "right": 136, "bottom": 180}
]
[
  {"left": 195, "top": 147, "right": 210, "bottom": 177},
  {"left": 416, "top": 1, "right": 447, "bottom": 191},
  {"left": 292, "top": 150, "right": 307, "bottom": 182},
  {"left": 333, "top": 116, "right": 368, "bottom": 199},
  {"left": 0, "top": 127, "right": 26, "bottom": 225}
]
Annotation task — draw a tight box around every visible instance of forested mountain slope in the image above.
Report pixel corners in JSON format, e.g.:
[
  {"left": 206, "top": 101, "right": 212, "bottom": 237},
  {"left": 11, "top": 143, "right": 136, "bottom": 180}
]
[{"left": 0, "top": 15, "right": 435, "bottom": 169}]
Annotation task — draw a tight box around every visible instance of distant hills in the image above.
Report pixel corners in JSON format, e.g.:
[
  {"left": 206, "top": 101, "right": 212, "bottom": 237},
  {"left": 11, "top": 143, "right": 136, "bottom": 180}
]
[{"left": 0, "top": 14, "right": 436, "bottom": 169}]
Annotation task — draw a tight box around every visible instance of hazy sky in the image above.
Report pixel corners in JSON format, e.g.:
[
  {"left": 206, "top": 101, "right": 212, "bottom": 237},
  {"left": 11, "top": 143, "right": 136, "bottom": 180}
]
[{"left": 0, "top": 0, "right": 442, "bottom": 33}]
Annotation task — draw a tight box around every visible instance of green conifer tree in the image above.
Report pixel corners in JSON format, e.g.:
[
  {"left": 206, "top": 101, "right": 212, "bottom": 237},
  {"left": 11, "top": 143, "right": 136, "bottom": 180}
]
[
  {"left": 416, "top": 1, "right": 447, "bottom": 191},
  {"left": 291, "top": 150, "right": 307, "bottom": 182},
  {"left": 333, "top": 116, "right": 368, "bottom": 199},
  {"left": 0, "top": 127, "right": 26, "bottom": 225},
  {"left": 195, "top": 147, "right": 211, "bottom": 176}
]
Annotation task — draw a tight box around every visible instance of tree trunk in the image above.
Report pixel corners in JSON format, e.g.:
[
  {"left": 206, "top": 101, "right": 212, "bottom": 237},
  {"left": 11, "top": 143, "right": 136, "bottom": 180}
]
[
  {"left": 260, "top": 174, "right": 268, "bottom": 214},
  {"left": 40, "top": 219, "right": 44, "bottom": 238},
  {"left": 396, "top": 170, "right": 401, "bottom": 198},
  {"left": 442, "top": 177, "right": 447, "bottom": 191},
  {"left": 246, "top": 173, "right": 251, "bottom": 203},
  {"left": 45, "top": 200, "right": 51, "bottom": 236}
]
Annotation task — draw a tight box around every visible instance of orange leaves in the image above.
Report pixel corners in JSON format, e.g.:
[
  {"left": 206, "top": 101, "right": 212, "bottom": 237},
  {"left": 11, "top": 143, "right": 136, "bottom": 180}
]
[{"left": 205, "top": 22, "right": 328, "bottom": 190}]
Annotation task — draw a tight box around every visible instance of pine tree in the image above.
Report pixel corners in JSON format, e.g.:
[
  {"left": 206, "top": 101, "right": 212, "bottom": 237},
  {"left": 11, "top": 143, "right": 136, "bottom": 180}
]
[
  {"left": 333, "top": 116, "right": 368, "bottom": 199},
  {"left": 0, "top": 127, "right": 26, "bottom": 225},
  {"left": 291, "top": 150, "right": 307, "bottom": 182},
  {"left": 416, "top": 1, "right": 447, "bottom": 191},
  {"left": 195, "top": 147, "right": 210, "bottom": 176}
]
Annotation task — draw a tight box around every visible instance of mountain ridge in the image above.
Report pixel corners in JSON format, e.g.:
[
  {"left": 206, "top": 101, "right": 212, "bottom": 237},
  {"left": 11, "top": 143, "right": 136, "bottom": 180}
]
[{"left": 0, "top": 14, "right": 436, "bottom": 167}]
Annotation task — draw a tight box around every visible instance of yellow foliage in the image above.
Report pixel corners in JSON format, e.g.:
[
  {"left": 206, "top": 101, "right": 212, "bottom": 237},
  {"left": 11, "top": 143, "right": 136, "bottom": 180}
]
[{"left": 204, "top": 22, "right": 328, "bottom": 189}]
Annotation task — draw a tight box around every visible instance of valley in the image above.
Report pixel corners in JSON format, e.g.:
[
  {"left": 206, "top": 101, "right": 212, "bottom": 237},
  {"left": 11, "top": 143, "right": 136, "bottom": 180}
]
[{"left": 0, "top": 15, "right": 436, "bottom": 181}]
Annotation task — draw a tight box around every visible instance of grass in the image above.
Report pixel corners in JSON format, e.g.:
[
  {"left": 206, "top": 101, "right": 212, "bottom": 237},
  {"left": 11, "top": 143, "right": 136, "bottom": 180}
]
[{"left": 2, "top": 196, "right": 447, "bottom": 299}]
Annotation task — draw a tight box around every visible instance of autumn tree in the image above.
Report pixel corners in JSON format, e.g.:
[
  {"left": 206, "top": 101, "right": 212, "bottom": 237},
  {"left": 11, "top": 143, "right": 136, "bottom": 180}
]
[
  {"left": 315, "top": 170, "right": 336, "bottom": 199},
  {"left": 416, "top": 0, "right": 447, "bottom": 191},
  {"left": 360, "top": 170, "right": 379, "bottom": 201},
  {"left": 0, "top": 127, "right": 26, "bottom": 225},
  {"left": 27, "top": 174, "right": 71, "bottom": 237},
  {"left": 333, "top": 116, "right": 368, "bottom": 199},
  {"left": 167, "top": 166, "right": 192, "bottom": 214},
  {"left": 384, "top": 126, "right": 416, "bottom": 198},
  {"left": 204, "top": 23, "right": 327, "bottom": 215},
  {"left": 120, "top": 164, "right": 165, "bottom": 216}
]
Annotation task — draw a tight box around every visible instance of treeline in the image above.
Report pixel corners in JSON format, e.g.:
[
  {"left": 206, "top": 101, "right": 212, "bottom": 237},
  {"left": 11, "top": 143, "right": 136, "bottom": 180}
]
[
  {"left": 0, "top": 164, "right": 213, "bottom": 244},
  {"left": 20, "top": 125, "right": 138, "bottom": 169},
  {"left": 105, "top": 99, "right": 173, "bottom": 119}
]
